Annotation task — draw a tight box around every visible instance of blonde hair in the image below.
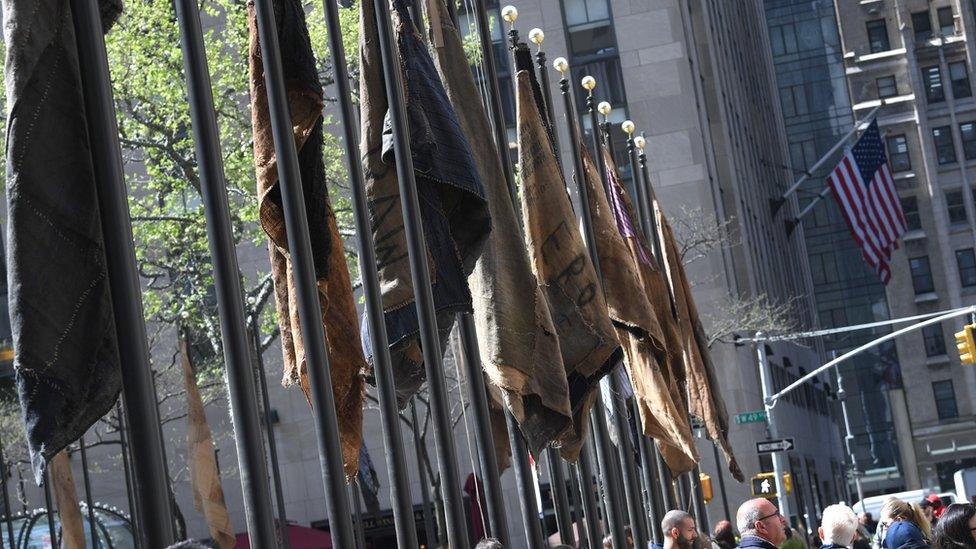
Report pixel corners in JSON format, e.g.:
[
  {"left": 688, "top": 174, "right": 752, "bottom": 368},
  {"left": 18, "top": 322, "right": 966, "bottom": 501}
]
[{"left": 881, "top": 498, "right": 932, "bottom": 539}]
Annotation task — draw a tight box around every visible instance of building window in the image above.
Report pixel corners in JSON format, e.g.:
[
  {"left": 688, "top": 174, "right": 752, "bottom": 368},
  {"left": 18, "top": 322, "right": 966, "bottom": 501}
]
[
  {"left": 913, "top": 11, "right": 933, "bottom": 42},
  {"left": 961, "top": 123, "right": 976, "bottom": 160},
  {"left": 910, "top": 256, "right": 935, "bottom": 294},
  {"left": 877, "top": 75, "right": 898, "bottom": 98},
  {"left": 933, "top": 126, "right": 956, "bottom": 164},
  {"left": 957, "top": 249, "right": 976, "bottom": 287},
  {"left": 938, "top": 7, "right": 956, "bottom": 36},
  {"left": 946, "top": 190, "right": 967, "bottom": 223},
  {"left": 923, "top": 66, "right": 945, "bottom": 103},
  {"left": 923, "top": 324, "right": 947, "bottom": 356},
  {"left": 770, "top": 24, "right": 798, "bottom": 56},
  {"left": 933, "top": 380, "right": 958, "bottom": 419},
  {"left": 867, "top": 19, "right": 890, "bottom": 53},
  {"left": 563, "top": 0, "right": 610, "bottom": 27},
  {"left": 901, "top": 195, "right": 922, "bottom": 231},
  {"left": 887, "top": 134, "right": 911, "bottom": 171},
  {"left": 950, "top": 61, "right": 972, "bottom": 99}
]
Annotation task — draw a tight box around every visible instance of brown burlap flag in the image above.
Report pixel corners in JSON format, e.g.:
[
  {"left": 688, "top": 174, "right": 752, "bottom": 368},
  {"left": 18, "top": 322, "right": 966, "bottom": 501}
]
[
  {"left": 358, "top": 0, "right": 490, "bottom": 406},
  {"left": 248, "top": 0, "right": 365, "bottom": 477},
  {"left": 427, "top": 0, "right": 571, "bottom": 454},
  {"left": 579, "top": 145, "right": 698, "bottom": 474},
  {"left": 181, "top": 336, "right": 235, "bottom": 548},
  {"left": 514, "top": 64, "right": 619, "bottom": 461},
  {"left": 656, "top": 207, "right": 744, "bottom": 481},
  {"left": 50, "top": 450, "right": 85, "bottom": 549}
]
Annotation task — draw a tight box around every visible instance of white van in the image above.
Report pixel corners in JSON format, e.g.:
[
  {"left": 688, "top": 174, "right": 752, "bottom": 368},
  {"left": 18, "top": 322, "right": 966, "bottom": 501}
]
[{"left": 852, "top": 490, "right": 956, "bottom": 519}]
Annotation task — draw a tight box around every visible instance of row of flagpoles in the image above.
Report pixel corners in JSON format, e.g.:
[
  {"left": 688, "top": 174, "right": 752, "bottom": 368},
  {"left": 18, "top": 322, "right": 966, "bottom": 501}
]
[{"left": 48, "top": 0, "right": 739, "bottom": 547}]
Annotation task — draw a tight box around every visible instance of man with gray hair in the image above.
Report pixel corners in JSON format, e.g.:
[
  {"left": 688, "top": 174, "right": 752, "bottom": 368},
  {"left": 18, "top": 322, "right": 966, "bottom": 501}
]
[
  {"left": 736, "top": 498, "right": 788, "bottom": 549},
  {"left": 818, "top": 504, "right": 859, "bottom": 549},
  {"left": 661, "top": 510, "right": 699, "bottom": 549}
]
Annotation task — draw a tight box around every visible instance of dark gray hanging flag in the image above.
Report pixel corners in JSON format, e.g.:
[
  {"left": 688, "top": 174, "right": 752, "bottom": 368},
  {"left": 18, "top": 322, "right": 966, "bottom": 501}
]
[{"left": 3, "top": 0, "right": 125, "bottom": 482}]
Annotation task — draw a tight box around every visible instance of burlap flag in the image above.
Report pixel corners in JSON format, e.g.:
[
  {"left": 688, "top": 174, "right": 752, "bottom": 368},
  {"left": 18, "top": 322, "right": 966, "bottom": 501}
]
[
  {"left": 50, "top": 451, "right": 85, "bottom": 549},
  {"left": 514, "top": 48, "right": 619, "bottom": 461},
  {"left": 426, "top": 0, "right": 571, "bottom": 454},
  {"left": 4, "top": 0, "right": 125, "bottom": 482},
  {"left": 655, "top": 204, "right": 744, "bottom": 481},
  {"left": 580, "top": 145, "right": 698, "bottom": 474},
  {"left": 358, "top": 0, "right": 490, "bottom": 406},
  {"left": 248, "top": 0, "right": 366, "bottom": 477},
  {"left": 181, "top": 336, "right": 235, "bottom": 548}
]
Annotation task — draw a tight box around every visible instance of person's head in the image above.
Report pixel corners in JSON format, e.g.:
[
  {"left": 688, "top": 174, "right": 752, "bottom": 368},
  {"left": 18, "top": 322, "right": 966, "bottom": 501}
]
[
  {"left": 475, "top": 538, "right": 504, "bottom": 549},
  {"left": 818, "top": 504, "right": 859, "bottom": 547},
  {"left": 736, "top": 498, "right": 788, "bottom": 546},
  {"left": 713, "top": 520, "right": 736, "bottom": 546},
  {"left": 921, "top": 500, "right": 936, "bottom": 522},
  {"left": 880, "top": 498, "right": 932, "bottom": 540},
  {"left": 932, "top": 503, "right": 976, "bottom": 549},
  {"left": 603, "top": 534, "right": 614, "bottom": 549},
  {"left": 663, "top": 510, "right": 699, "bottom": 549}
]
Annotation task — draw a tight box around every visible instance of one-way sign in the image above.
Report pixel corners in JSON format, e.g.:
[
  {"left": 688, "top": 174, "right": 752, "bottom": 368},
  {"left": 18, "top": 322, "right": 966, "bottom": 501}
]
[{"left": 756, "top": 438, "right": 795, "bottom": 454}]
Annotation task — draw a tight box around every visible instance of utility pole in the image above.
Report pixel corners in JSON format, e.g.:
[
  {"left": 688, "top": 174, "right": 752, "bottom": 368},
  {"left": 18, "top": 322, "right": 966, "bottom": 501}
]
[
  {"left": 755, "top": 334, "right": 792, "bottom": 521},
  {"left": 834, "top": 359, "right": 866, "bottom": 511}
]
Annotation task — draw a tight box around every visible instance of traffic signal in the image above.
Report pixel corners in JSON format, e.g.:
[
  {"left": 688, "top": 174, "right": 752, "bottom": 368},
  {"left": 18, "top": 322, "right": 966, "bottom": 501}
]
[
  {"left": 700, "top": 474, "right": 713, "bottom": 503},
  {"left": 956, "top": 323, "right": 976, "bottom": 365}
]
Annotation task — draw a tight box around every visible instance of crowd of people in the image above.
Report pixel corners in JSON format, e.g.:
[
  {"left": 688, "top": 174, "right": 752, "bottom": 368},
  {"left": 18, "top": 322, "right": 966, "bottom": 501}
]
[{"left": 469, "top": 494, "right": 976, "bottom": 549}]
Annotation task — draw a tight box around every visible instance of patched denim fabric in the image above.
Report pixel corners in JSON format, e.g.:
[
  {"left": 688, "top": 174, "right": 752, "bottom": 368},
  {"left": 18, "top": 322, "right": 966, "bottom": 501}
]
[
  {"left": 358, "top": 0, "right": 490, "bottom": 407},
  {"left": 4, "top": 0, "right": 124, "bottom": 482}
]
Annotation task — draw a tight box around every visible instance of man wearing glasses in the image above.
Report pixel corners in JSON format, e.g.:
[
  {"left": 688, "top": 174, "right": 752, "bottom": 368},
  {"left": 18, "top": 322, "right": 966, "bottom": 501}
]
[{"left": 736, "top": 498, "right": 790, "bottom": 549}]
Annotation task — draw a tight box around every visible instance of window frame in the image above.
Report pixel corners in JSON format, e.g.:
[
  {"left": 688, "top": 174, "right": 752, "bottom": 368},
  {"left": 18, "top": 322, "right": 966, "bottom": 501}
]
[
  {"left": 933, "top": 380, "right": 959, "bottom": 420},
  {"left": 912, "top": 10, "right": 934, "bottom": 42},
  {"left": 922, "top": 324, "right": 947, "bottom": 357},
  {"left": 910, "top": 256, "right": 936, "bottom": 294},
  {"left": 938, "top": 6, "right": 956, "bottom": 36},
  {"left": 901, "top": 195, "right": 922, "bottom": 231},
  {"left": 956, "top": 248, "right": 976, "bottom": 287},
  {"left": 867, "top": 19, "right": 891, "bottom": 53},
  {"left": 877, "top": 75, "right": 898, "bottom": 98},
  {"left": 946, "top": 190, "right": 967, "bottom": 224},
  {"left": 886, "top": 134, "right": 911, "bottom": 171},
  {"left": 949, "top": 61, "right": 972, "bottom": 99},
  {"left": 923, "top": 65, "right": 946, "bottom": 104},
  {"left": 933, "top": 125, "right": 957, "bottom": 164}
]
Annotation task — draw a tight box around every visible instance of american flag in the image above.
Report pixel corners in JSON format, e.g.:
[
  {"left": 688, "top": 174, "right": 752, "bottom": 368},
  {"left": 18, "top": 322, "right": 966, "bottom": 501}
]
[{"left": 826, "top": 119, "right": 907, "bottom": 284}]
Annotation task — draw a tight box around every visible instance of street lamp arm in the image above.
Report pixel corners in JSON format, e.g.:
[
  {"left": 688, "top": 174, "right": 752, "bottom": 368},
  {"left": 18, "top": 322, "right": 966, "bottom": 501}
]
[{"left": 767, "top": 306, "right": 976, "bottom": 405}]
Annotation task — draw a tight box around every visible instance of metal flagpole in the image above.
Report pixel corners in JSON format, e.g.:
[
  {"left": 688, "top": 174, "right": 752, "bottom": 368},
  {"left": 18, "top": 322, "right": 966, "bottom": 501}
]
[
  {"left": 575, "top": 447, "right": 603, "bottom": 548},
  {"left": 79, "top": 436, "right": 99, "bottom": 547},
  {"left": 173, "top": 1, "right": 277, "bottom": 543},
  {"left": 690, "top": 467, "right": 709, "bottom": 532},
  {"left": 756, "top": 337, "right": 791, "bottom": 520},
  {"left": 657, "top": 449, "right": 677, "bottom": 510},
  {"left": 319, "top": 0, "right": 418, "bottom": 543},
  {"left": 712, "top": 443, "right": 731, "bottom": 522},
  {"left": 834, "top": 356, "right": 866, "bottom": 511},
  {"left": 551, "top": 56, "right": 627, "bottom": 547},
  {"left": 471, "top": 3, "right": 569, "bottom": 545},
  {"left": 252, "top": 0, "right": 357, "bottom": 544},
  {"left": 410, "top": 400, "right": 439, "bottom": 547},
  {"left": 599, "top": 117, "right": 650, "bottom": 549},
  {"left": 116, "top": 401, "right": 140, "bottom": 545},
  {"left": 638, "top": 430, "right": 663, "bottom": 543},
  {"left": 42, "top": 469, "right": 58, "bottom": 548},
  {"left": 457, "top": 315, "right": 511, "bottom": 544},
  {"left": 69, "top": 0, "right": 175, "bottom": 543},
  {"left": 250, "top": 320, "right": 292, "bottom": 549},
  {"left": 505, "top": 410, "right": 547, "bottom": 547},
  {"left": 369, "top": 1, "right": 468, "bottom": 546},
  {"left": 561, "top": 65, "right": 628, "bottom": 547},
  {"left": 0, "top": 428, "right": 14, "bottom": 548},
  {"left": 769, "top": 104, "right": 882, "bottom": 216}
]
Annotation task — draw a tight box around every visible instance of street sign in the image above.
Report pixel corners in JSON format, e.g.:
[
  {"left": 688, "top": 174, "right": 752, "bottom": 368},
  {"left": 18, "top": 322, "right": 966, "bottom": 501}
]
[
  {"left": 756, "top": 438, "right": 795, "bottom": 454},
  {"left": 735, "top": 411, "right": 767, "bottom": 424}
]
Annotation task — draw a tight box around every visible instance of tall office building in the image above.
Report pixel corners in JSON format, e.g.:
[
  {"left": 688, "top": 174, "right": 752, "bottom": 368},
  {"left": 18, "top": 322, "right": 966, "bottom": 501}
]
[
  {"left": 765, "top": 0, "right": 909, "bottom": 499},
  {"left": 823, "top": 0, "right": 976, "bottom": 492}
]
